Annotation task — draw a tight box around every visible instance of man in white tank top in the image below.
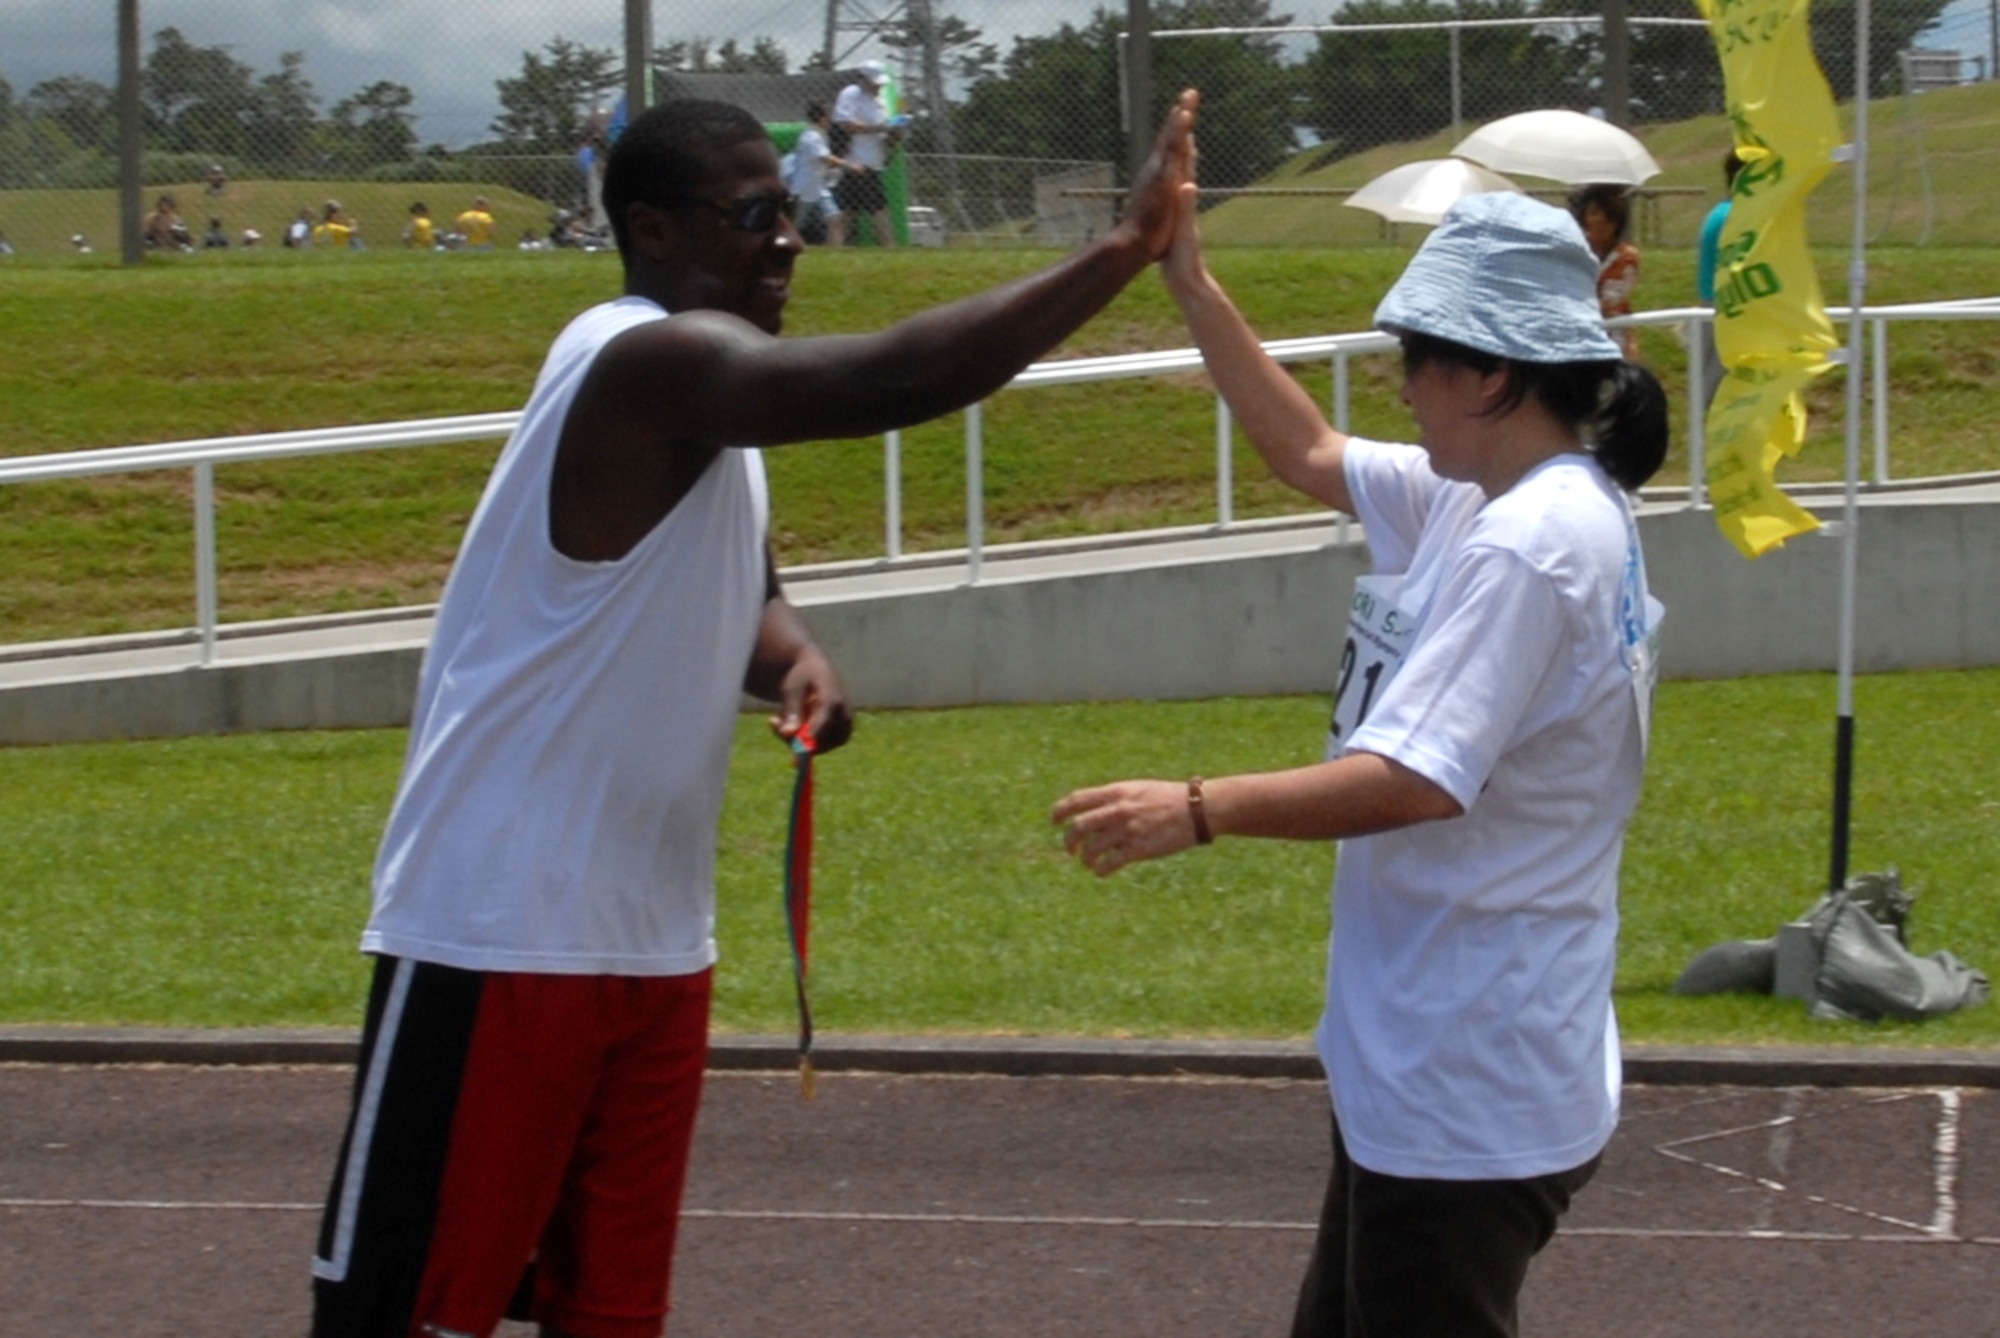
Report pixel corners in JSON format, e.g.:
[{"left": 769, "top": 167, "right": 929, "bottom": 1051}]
[{"left": 313, "top": 93, "right": 1202, "bottom": 1338}]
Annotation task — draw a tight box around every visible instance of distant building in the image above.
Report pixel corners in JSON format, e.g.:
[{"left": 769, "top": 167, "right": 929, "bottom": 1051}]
[{"left": 1901, "top": 48, "right": 1971, "bottom": 93}]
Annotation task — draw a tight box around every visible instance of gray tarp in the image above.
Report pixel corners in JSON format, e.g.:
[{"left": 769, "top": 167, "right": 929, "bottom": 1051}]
[{"left": 1672, "top": 869, "right": 1989, "bottom": 1022}]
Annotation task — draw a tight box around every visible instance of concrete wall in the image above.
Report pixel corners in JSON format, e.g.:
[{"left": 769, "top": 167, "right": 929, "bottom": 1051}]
[
  {"left": 799, "top": 497, "right": 2000, "bottom": 709},
  {"left": 4, "top": 495, "right": 1995, "bottom": 744},
  {"left": 1642, "top": 500, "right": 2000, "bottom": 679},
  {"left": 0, "top": 647, "right": 424, "bottom": 747},
  {"left": 792, "top": 544, "right": 1366, "bottom": 707}
]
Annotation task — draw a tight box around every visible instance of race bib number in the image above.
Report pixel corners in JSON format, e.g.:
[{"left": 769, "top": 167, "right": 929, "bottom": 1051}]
[
  {"left": 1618, "top": 513, "right": 1665, "bottom": 756},
  {"left": 1326, "top": 574, "right": 1415, "bottom": 759},
  {"left": 1626, "top": 593, "right": 1666, "bottom": 756}
]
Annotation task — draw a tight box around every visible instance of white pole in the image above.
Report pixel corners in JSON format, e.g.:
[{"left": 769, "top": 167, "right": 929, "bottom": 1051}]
[
  {"left": 1332, "top": 351, "right": 1352, "bottom": 544},
  {"left": 1830, "top": 0, "right": 1871, "bottom": 891},
  {"left": 194, "top": 462, "right": 218, "bottom": 665},
  {"left": 1870, "top": 317, "right": 1889, "bottom": 483},
  {"left": 884, "top": 430, "right": 903, "bottom": 561},
  {"left": 965, "top": 404, "right": 984, "bottom": 585},
  {"left": 1215, "top": 395, "right": 1234, "bottom": 526},
  {"left": 1686, "top": 313, "right": 1708, "bottom": 510}
]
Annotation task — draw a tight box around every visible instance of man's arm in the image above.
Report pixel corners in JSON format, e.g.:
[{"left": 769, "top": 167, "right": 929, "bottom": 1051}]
[
  {"left": 585, "top": 91, "right": 1198, "bottom": 456},
  {"left": 743, "top": 547, "right": 853, "bottom": 752}
]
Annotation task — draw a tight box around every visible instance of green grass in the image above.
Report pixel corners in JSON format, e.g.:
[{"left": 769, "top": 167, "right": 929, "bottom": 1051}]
[
  {"left": 3, "top": 243, "right": 1998, "bottom": 645},
  {"left": 3, "top": 670, "right": 1994, "bottom": 1047},
  {"left": 0, "top": 177, "right": 563, "bottom": 260},
  {"left": 1201, "top": 78, "right": 2000, "bottom": 251}
]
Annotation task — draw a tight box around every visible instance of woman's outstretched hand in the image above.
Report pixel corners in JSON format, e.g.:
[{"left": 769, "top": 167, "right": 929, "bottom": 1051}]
[{"left": 1051, "top": 778, "right": 1200, "bottom": 877}]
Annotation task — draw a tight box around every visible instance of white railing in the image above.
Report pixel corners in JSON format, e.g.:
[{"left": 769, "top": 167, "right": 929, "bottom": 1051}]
[{"left": 4, "top": 300, "right": 1996, "bottom": 662}]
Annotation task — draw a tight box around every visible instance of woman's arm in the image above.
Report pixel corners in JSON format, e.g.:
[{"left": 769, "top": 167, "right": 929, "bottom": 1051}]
[
  {"left": 1051, "top": 751, "right": 1460, "bottom": 878},
  {"left": 1160, "top": 186, "right": 1358, "bottom": 514}
]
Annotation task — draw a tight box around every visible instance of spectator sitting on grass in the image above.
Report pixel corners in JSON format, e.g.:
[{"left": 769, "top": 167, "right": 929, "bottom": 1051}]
[
  {"left": 203, "top": 217, "right": 230, "bottom": 250},
  {"left": 404, "top": 201, "right": 437, "bottom": 249},
  {"left": 313, "top": 200, "right": 363, "bottom": 250},
  {"left": 456, "top": 195, "right": 497, "bottom": 250},
  {"left": 143, "top": 194, "right": 193, "bottom": 251}
]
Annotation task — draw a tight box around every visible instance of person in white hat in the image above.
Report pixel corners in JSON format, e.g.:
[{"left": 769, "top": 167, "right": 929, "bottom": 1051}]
[
  {"left": 1055, "top": 188, "right": 1670, "bottom": 1335},
  {"left": 832, "top": 58, "right": 900, "bottom": 247}
]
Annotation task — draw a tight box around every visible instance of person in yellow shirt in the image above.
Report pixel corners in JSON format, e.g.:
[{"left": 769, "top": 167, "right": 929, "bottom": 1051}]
[
  {"left": 313, "top": 199, "right": 361, "bottom": 249},
  {"left": 456, "top": 196, "right": 496, "bottom": 250},
  {"left": 403, "top": 201, "right": 437, "bottom": 249}
]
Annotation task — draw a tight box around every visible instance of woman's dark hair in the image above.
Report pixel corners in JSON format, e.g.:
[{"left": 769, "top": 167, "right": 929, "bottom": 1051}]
[
  {"left": 1565, "top": 182, "right": 1633, "bottom": 246},
  {"left": 602, "top": 99, "right": 771, "bottom": 255},
  {"left": 1401, "top": 333, "right": 1669, "bottom": 492}
]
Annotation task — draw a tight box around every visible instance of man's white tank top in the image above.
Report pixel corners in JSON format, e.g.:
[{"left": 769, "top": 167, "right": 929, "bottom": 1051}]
[{"left": 362, "top": 295, "right": 769, "bottom": 975}]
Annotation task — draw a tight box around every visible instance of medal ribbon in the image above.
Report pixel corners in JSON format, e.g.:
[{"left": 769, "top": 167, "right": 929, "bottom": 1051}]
[{"left": 783, "top": 726, "right": 818, "bottom": 1099}]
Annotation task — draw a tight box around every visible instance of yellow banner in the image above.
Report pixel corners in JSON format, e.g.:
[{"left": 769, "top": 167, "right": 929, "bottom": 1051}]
[{"left": 1696, "top": 0, "right": 1843, "bottom": 558}]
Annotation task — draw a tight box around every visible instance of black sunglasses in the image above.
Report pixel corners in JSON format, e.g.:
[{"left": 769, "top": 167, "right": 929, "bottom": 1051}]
[{"left": 649, "top": 192, "right": 799, "bottom": 233}]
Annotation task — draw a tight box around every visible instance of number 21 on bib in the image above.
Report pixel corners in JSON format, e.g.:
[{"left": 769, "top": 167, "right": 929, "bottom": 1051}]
[{"left": 1326, "top": 574, "right": 1415, "bottom": 760}]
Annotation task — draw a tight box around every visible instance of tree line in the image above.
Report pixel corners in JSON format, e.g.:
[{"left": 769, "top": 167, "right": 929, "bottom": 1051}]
[{"left": 0, "top": 0, "right": 1951, "bottom": 196}]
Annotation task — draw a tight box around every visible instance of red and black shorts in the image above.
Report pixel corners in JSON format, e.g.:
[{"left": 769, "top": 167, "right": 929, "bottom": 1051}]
[{"left": 311, "top": 955, "right": 712, "bottom": 1338}]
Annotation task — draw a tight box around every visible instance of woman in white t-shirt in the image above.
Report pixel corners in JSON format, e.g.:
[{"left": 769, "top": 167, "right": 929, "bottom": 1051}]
[{"left": 1053, "top": 190, "right": 1669, "bottom": 1337}]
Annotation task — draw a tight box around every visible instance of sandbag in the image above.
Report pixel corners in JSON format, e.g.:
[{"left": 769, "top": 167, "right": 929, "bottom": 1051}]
[
  {"left": 1671, "top": 936, "right": 1776, "bottom": 996},
  {"left": 1809, "top": 893, "right": 1990, "bottom": 1022},
  {"left": 1671, "top": 868, "right": 1988, "bottom": 1022}
]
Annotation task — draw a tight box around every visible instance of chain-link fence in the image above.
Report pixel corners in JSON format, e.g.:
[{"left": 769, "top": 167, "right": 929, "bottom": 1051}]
[{"left": 0, "top": 0, "right": 1993, "bottom": 257}]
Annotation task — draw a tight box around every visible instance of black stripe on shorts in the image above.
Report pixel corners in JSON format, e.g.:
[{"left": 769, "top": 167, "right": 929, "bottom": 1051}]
[{"left": 310, "top": 955, "right": 484, "bottom": 1338}]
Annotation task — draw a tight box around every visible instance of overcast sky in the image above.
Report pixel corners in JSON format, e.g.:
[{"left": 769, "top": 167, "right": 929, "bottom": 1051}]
[{"left": 2, "top": 0, "right": 1984, "bottom": 147}]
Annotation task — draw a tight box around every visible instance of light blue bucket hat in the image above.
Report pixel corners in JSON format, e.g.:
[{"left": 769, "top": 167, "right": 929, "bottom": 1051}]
[{"left": 1373, "top": 192, "right": 1623, "bottom": 364}]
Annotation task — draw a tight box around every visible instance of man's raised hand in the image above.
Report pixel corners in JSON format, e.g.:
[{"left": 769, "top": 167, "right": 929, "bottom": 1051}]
[{"left": 1119, "top": 89, "right": 1200, "bottom": 260}]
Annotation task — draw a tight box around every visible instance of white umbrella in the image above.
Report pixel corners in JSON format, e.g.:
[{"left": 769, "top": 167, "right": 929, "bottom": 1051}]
[
  {"left": 1344, "top": 158, "right": 1522, "bottom": 226},
  {"left": 1450, "top": 109, "right": 1662, "bottom": 186}
]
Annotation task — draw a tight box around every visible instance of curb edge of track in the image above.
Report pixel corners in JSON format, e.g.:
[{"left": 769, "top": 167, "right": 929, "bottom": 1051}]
[{"left": 2, "top": 1026, "right": 1997, "bottom": 1088}]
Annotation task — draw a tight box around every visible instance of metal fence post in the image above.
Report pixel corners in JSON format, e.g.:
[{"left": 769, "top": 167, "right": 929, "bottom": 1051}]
[
  {"left": 965, "top": 403, "right": 984, "bottom": 584},
  {"left": 1871, "top": 316, "right": 1890, "bottom": 484},
  {"left": 117, "top": 0, "right": 143, "bottom": 267},
  {"left": 194, "top": 462, "right": 218, "bottom": 665},
  {"left": 1215, "top": 395, "right": 1234, "bottom": 526},
  {"left": 1686, "top": 312, "right": 1707, "bottom": 510},
  {"left": 885, "top": 430, "right": 903, "bottom": 561}
]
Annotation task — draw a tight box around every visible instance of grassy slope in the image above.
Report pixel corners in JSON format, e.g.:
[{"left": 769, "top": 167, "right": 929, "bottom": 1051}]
[
  {"left": 3, "top": 242, "right": 1996, "bottom": 644},
  {"left": 1199, "top": 79, "right": 2000, "bottom": 249}
]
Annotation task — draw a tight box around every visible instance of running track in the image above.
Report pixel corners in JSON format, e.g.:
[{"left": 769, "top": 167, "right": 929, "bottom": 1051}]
[{"left": 4, "top": 1056, "right": 1996, "bottom": 1335}]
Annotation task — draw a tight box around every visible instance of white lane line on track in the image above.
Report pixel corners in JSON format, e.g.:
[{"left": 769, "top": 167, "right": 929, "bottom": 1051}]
[
  {"left": 5, "top": 1199, "right": 1996, "bottom": 1246},
  {"left": 1649, "top": 1089, "right": 1967, "bottom": 1239},
  {"left": 1932, "top": 1088, "right": 1962, "bottom": 1239},
  {"left": 1, "top": 1198, "right": 317, "bottom": 1211}
]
